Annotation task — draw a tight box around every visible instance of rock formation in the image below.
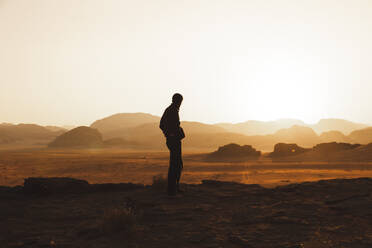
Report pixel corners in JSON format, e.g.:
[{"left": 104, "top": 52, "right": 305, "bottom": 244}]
[
  {"left": 207, "top": 143, "right": 261, "bottom": 161},
  {"left": 269, "top": 143, "right": 310, "bottom": 158}
]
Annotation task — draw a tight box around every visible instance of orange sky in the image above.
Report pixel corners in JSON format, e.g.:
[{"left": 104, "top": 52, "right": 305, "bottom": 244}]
[{"left": 1, "top": 0, "right": 372, "bottom": 126}]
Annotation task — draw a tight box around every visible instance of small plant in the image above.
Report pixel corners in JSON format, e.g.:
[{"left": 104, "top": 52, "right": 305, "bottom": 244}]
[
  {"left": 101, "top": 206, "right": 137, "bottom": 234},
  {"left": 152, "top": 174, "right": 167, "bottom": 189}
]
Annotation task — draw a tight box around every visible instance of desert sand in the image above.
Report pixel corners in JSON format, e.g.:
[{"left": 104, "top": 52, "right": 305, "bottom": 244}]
[{"left": 1, "top": 149, "right": 372, "bottom": 187}]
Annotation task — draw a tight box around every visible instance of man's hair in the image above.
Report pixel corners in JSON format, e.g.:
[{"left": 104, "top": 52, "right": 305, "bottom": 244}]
[{"left": 172, "top": 93, "right": 183, "bottom": 104}]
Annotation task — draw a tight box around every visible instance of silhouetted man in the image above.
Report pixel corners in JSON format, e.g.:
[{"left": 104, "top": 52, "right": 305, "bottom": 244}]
[{"left": 160, "top": 93, "right": 185, "bottom": 196}]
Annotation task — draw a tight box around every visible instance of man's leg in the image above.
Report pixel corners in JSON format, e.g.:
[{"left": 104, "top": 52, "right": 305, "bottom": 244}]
[
  {"left": 167, "top": 139, "right": 177, "bottom": 196},
  {"left": 175, "top": 140, "right": 183, "bottom": 191}
]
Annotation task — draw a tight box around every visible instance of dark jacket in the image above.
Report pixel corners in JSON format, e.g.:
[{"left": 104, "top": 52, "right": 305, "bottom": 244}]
[{"left": 160, "top": 103, "right": 184, "bottom": 139}]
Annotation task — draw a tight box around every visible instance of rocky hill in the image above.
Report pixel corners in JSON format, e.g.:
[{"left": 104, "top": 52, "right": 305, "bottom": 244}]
[
  {"left": 206, "top": 143, "right": 261, "bottom": 161},
  {"left": 49, "top": 126, "right": 103, "bottom": 148}
]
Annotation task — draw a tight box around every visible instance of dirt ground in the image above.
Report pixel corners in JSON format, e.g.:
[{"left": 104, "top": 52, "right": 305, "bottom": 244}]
[
  {"left": 1, "top": 148, "right": 372, "bottom": 187},
  {"left": 2, "top": 178, "right": 372, "bottom": 248}
]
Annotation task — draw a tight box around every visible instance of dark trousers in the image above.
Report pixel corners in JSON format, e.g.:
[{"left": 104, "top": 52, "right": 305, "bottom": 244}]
[{"left": 166, "top": 137, "right": 183, "bottom": 195}]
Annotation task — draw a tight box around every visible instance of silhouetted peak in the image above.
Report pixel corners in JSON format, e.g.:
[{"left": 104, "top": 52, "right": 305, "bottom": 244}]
[{"left": 275, "top": 125, "right": 317, "bottom": 135}]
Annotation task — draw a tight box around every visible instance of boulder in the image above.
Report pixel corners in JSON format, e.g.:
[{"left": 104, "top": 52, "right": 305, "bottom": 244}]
[
  {"left": 269, "top": 143, "right": 310, "bottom": 158},
  {"left": 312, "top": 142, "right": 361, "bottom": 153},
  {"left": 207, "top": 143, "right": 261, "bottom": 161}
]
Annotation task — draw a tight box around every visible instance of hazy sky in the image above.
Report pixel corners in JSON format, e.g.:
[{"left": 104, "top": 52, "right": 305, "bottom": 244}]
[{"left": 1, "top": 0, "right": 372, "bottom": 126}]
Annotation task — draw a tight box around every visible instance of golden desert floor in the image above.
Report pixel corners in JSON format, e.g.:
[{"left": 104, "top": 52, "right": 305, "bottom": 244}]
[{"left": 1, "top": 148, "right": 372, "bottom": 187}]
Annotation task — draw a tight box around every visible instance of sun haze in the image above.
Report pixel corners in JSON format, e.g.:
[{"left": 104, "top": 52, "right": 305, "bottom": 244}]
[{"left": 1, "top": 0, "right": 372, "bottom": 126}]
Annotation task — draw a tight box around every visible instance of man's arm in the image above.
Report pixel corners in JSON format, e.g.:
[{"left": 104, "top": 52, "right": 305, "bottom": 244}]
[
  {"left": 159, "top": 109, "right": 168, "bottom": 137},
  {"left": 160, "top": 106, "right": 180, "bottom": 138}
]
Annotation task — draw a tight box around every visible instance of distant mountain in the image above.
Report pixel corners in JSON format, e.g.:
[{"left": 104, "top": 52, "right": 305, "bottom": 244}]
[
  {"left": 349, "top": 127, "right": 372, "bottom": 144},
  {"left": 182, "top": 121, "right": 226, "bottom": 134},
  {"left": 273, "top": 125, "right": 319, "bottom": 147},
  {"left": 2, "top": 113, "right": 369, "bottom": 150},
  {"left": 216, "top": 118, "right": 368, "bottom": 136},
  {"left": 184, "top": 125, "right": 334, "bottom": 151},
  {"left": 61, "top": 125, "right": 76, "bottom": 130},
  {"left": 89, "top": 113, "right": 356, "bottom": 151},
  {"left": 319, "top": 130, "right": 351, "bottom": 143},
  {"left": 0, "top": 124, "right": 64, "bottom": 145},
  {"left": 0, "top": 123, "right": 13, "bottom": 127},
  {"left": 89, "top": 112, "right": 228, "bottom": 148},
  {"left": 49, "top": 126, "right": 103, "bottom": 148},
  {"left": 310, "top": 119, "right": 368, "bottom": 135},
  {"left": 45, "top": 126, "right": 68, "bottom": 132},
  {"left": 216, "top": 119, "right": 305, "bottom": 136},
  {"left": 98, "top": 123, "right": 323, "bottom": 151},
  {"left": 100, "top": 121, "right": 227, "bottom": 149},
  {"left": 90, "top": 113, "right": 160, "bottom": 136}
]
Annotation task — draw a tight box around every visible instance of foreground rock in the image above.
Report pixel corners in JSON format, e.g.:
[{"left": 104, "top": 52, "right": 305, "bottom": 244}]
[
  {"left": 24, "top": 177, "right": 90, "bottom": 194},
  {"left": 23, "top": 177, "right": 144, "bottom": 195},
  {"left": 1, "top": 177, "right": 372, "bottom": 248}
]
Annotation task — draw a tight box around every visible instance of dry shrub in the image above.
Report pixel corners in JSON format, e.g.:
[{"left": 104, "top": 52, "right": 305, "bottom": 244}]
[
  {"left": 101, "top": 207, "right": 137, "bottom": 234},
  {"left": 152, "top": 174, "right": 167, "bottom": 189}
]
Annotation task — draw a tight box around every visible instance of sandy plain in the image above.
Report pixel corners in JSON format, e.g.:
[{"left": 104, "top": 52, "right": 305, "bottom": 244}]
[{"left": 1, "top": 148, "right": 372, "bottom": 187}]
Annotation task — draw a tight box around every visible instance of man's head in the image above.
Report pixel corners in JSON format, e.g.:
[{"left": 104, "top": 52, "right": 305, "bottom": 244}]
[{"left": 172, "top": 93, "right": 183, "bottom": 108}]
